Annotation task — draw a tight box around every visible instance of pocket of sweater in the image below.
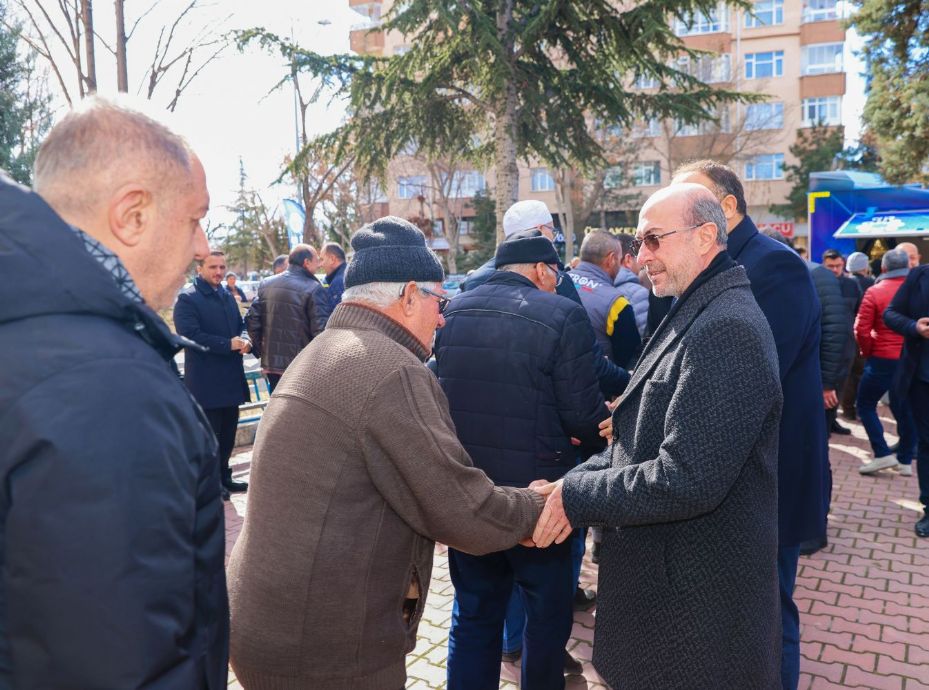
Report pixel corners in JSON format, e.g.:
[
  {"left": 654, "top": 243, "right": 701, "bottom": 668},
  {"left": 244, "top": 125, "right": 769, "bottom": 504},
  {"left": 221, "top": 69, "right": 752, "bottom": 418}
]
[{"left": 402, "top": 565, "right": 425, "bottom": 631}]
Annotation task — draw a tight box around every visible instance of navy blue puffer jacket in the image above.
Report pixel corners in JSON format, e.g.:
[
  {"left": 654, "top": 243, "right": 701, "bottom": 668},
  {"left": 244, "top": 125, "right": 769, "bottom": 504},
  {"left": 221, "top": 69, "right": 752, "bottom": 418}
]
[{"left": 434, "top": 271, "right": 608, "bottom": 487}]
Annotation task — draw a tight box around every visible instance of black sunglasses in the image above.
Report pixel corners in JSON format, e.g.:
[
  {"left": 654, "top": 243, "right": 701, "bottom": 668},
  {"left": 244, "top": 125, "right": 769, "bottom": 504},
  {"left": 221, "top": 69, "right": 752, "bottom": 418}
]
[{"left": 631, "top": 223, "right": 702, "bottom": 256}]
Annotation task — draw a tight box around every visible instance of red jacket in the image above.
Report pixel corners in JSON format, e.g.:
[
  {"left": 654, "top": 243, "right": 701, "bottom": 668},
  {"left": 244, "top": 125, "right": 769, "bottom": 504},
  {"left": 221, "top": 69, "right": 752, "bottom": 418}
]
[{"left": 855, "top": 276, "right": 906, "bottom": 359}]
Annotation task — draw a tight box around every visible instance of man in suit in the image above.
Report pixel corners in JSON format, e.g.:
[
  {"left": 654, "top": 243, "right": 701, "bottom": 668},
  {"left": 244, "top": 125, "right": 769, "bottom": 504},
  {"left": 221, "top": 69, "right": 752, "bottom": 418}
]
[
  {"left": 884, "top": 261, "right": 929, "bottom": 537},
  {"left": 672, "top": 160, "right": 828, "bottom": 690},
  {"left": 175, "top": 250, "right": 251, "bottom": 498},
  {"left": 532, "top": 183, "right": 782, "bottom": 689}
]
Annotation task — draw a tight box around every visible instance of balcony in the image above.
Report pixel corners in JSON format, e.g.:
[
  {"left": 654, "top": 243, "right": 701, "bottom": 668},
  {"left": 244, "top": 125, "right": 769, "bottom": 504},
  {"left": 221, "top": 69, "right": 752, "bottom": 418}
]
[{"left": 350, "top": 25, "right": 385, "bottom": 55}]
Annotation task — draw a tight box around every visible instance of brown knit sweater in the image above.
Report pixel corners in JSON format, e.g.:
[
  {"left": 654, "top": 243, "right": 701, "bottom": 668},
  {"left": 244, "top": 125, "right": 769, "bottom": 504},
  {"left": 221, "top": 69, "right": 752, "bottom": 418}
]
[{"left": 227, "top": 302, "right": 544, "bottom": 690}]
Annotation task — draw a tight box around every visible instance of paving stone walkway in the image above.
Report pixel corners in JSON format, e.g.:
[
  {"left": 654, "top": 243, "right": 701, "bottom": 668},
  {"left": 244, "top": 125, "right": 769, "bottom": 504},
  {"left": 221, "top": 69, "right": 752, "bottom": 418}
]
[{"left": 224, "top": 406, "right": 927, "bottom": 689}]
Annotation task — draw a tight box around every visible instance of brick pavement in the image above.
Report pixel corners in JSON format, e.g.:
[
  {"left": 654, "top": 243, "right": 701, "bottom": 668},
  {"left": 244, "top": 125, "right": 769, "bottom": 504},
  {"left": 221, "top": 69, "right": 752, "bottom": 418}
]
[{"left": 223, "top": 406, "right": 927, "bottom": 689}]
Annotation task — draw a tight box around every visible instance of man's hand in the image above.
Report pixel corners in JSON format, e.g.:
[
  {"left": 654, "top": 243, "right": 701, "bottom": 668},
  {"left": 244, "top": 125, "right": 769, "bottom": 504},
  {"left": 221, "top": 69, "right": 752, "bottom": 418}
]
[
  {"left": 599, "top": 416, "right": 613, "bottom": 441},
  {"left": 231, "top": 336, "right": 248, "bottom": 352},
  {"left": 531, "top": 479, "right": 573, "bottom": 548},
  {"left": 823, "top": 389, "right": 838, "bottom": 409},
  {"left": 917, "top": 317, "right": 929, "bottom": 339},
  {"left": 519, "top": 480, "right": 552, "bottom": 546}
]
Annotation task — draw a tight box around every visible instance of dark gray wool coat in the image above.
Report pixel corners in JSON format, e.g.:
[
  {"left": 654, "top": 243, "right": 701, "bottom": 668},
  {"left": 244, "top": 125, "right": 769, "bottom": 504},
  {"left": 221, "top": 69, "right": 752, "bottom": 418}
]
[{"left": 562, "top": 261, "right": 783, "bottom": 690}]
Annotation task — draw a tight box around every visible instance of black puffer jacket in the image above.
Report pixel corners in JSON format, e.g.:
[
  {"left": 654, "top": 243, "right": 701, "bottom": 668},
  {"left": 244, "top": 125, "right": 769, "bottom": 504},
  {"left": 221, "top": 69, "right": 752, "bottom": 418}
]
[
  {"left": 0, "top": 174, "right": 228, "bottom": 688},
  {"left": 811, "top": 264, "right": 851, "bottom": 388},
  {"left": 246, "top": 266, "right": 331, "bottom": 375},
  {"left": 435, "top": 271, "right": 608, "bottom": 487}
]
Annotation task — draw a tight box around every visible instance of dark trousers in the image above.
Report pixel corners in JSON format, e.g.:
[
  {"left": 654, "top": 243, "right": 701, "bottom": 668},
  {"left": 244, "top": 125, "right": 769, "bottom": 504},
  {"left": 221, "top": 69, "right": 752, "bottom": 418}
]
[
  {"left": 204, "top": 405, "right": 239, "bottom": 479},
  {"left": 266, "top": 373, "right": 282, "bottom": 394},
  {"left": 825, "top": 374, "right": 848, "bottom": 431},
  {"left": 856, "top": 357, "right": 916, "bottom": 462},
  {"left": 909, "top": 379, "right": 929, "bottom": 508},
  {"left": 842, "top": 354, "right": 864, "bottom": 416},
  {"left": 778, "top": 544, "right": 801, "bottom": 690},
  {"left": 447, "top": 540, "right": 574, "bottom": 690}
]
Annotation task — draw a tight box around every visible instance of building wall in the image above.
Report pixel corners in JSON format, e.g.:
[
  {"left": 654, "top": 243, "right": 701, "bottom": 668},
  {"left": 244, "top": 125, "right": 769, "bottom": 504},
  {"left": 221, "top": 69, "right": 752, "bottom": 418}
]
[{"left": 348, "top": 0, "right": 848, "bottom": 246}]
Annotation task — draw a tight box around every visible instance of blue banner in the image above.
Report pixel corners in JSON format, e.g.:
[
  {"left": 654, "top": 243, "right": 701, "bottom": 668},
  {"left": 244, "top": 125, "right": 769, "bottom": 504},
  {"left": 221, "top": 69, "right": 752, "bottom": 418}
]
[{"left": 281, "top": 199, "right": 306, "bottom": 250}]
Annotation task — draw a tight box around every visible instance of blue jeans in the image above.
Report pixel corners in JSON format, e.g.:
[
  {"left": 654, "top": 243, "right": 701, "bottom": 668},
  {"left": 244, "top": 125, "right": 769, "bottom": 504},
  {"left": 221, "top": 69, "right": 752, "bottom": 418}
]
[
  {"left": 909, "top": 379, "right": 929, "bottom": 508},
  {"left": 500, "top": 528, "right": 585, "bottom": 653},
  {"left": 447, "top": 539, "right": 574, "bottom": 690},
  {"left": 778, "top": 545, "right": 801, "bottom": 690},
  {"left": 856, "top": 357, "right": 916, "bottom": 462}
]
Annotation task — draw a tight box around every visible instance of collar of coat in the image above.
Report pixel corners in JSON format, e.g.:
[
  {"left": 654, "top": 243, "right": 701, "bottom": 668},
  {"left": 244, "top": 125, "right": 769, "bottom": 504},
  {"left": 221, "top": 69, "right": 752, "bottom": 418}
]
[
  {"left": 621, "top": 256, "right": 750, "bottom": 404},
  {"left": 327, "top": 301, "right": 431, "bottom": 362},
  {"left": 725, "top": 214, "right": 759, "bottom": 262}
]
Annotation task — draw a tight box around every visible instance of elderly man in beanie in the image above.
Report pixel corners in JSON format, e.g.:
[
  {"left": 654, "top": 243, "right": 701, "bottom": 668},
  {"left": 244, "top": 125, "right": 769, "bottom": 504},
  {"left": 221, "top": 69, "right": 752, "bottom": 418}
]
[
  {"left": 227, "top": 217, "right": 545, "bottom": 690},
  {"left": 435, "top": 230, "right": 609, "bottom": 690}
]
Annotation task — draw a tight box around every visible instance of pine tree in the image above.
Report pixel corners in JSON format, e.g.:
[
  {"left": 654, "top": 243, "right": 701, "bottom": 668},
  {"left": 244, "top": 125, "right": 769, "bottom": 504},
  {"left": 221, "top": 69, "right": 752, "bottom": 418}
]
[
  {"left": 852, "top": 0, "right": 929, "bottom": 183},
  {"left": 769, "top": 124, "right": 844, "bottom": 222},
  {"left": 239, "top": 0, "right": 754, "bottom": 243},
  {"left": 0, "top": 0, "right": 52, "bottom": 184}
]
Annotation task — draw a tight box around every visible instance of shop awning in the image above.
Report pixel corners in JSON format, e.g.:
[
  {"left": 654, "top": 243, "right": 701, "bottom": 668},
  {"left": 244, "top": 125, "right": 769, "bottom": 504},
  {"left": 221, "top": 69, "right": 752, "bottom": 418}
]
[{"left": 833, "top": 209, "right": 929, "bottom": 239}]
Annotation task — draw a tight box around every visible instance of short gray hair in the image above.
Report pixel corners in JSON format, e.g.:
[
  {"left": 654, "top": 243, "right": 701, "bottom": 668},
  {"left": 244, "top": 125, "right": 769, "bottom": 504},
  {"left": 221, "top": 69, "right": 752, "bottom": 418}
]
[
  {"left": 342, "top": 281, "right": 437, "bottom": 308},
  {"left": 579, "top": 230, "right": 621, "bottom": 264},
  {"left": 34, "top": 96, "right": 192, "bottom": 216},
  {"left": 686, "top": 195, "right": 728, "bottom": 247},
  {"left": 882, "top": 249, "right": 909, "bottom": 272}
]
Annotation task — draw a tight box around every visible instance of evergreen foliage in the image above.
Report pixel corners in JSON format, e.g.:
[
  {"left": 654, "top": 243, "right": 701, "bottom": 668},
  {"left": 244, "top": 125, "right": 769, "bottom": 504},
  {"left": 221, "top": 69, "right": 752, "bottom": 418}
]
[
  {"left": 238, "top": 0, "right": 755, "bottom": 243},
  {"left": 0, "top": 0, "right": 52, "bottom": 184},
  {"left": 457, "top": 190, "right": 497, "bottom": 272},
  {"left": 769, "top": 124, "right": 844, "bottom": 221},
  {"left": 852, "top": 0, "right": 929, "bottom": 183}
]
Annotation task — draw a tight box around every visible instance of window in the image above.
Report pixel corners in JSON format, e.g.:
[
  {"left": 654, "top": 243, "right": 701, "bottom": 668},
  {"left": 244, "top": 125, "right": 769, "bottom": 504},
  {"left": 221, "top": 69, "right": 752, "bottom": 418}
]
[
  {"left": 397, "top": 175, "right": 427, "bottom": 199},
  {"left": 801, "top": 96, "right": 841, "bottom": 126},
  {"left": 458, "top": 218, "right": 474, "bottom": 235},
  {"left": 633, "top": 161, "right": 661, "bottom": 187},
  {"left": 745, "top": 0, "right": 784, "bottom": 27},
  {"left": 531, "top": 167, "right": 556, "bottom": 192},
  {"left": 635, "top": 73, "right": 659, "bottom": 89},
  {"left": 443, "top": 170, "right": 487, "bottom": 198},
  {"left": 802, "top": 43, "right": 843, "bottom": 75},
  {"left": 745, "top": 51, "right": 784, "bottom": 79},
  {"left": 677, "top": 54, "right": 731, "bottom": 83},
  {"left": 744, "top": 154, "right": 784, "bottom": 180},
  {"left": 803, "top": 0, "right": 839, "bottom": 22},
  {"left": 633, "top": 118, "right": 662, "bottom": 138},
  {"left": 365, "top": 180, "right": 387, "bottom": 202},
  {"left": 675, "top": 107, "right": 730, "bottom": 136},
  {"left": 744, "top": 102, "right": 784, "bottom": 130},
  {"left": 675, "top": 4, "right": 727, "bottom": 35},
  {"left": 393, "top": 45, "right": 411, "bottom": 56},
  {"left": 604, "top": 166, "right": 626, "bottom": 189}
]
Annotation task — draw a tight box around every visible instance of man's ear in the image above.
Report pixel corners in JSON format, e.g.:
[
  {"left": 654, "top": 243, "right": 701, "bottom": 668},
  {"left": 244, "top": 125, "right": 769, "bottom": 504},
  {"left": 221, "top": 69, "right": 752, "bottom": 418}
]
[
  {"left": 699, "top": 222, "right": 720, "bottom": 251},
  {"left": 401, "top": 280, "right": 418, "bottom": 315},
  {"left": 108, "top": 183, "right": 152, "bottom": 247},
  {"left": 719, "top": 193, "right": 738, "bottom": 220}
]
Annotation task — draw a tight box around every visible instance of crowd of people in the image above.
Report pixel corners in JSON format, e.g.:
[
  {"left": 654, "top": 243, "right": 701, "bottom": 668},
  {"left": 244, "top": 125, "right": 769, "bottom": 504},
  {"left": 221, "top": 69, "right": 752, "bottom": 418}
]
[{"left": 1, "top": 96, "right": 928, "bottom": 690}]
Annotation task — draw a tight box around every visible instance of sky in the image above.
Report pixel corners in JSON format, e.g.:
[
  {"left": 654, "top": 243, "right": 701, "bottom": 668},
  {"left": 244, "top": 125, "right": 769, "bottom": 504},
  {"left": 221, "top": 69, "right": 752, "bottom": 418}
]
[{"left": 16, "top": 0, "right": 358, "bottom": 229}]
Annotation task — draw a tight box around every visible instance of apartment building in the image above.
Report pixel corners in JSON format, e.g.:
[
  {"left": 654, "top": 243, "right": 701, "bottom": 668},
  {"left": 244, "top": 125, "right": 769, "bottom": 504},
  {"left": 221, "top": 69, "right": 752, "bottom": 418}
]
[{"left": 348, "top": 0, "right": 849, "bottom": 251}]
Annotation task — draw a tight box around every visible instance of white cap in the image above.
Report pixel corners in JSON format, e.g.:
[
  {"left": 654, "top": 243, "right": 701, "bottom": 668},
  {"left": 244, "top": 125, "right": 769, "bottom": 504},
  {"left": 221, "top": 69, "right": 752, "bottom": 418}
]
[
  {"left": 846, "top": 251, "right": 869, "bottom": 273},
  {"left": 502, "top": 200, "right": 554, "bottom": 238}
]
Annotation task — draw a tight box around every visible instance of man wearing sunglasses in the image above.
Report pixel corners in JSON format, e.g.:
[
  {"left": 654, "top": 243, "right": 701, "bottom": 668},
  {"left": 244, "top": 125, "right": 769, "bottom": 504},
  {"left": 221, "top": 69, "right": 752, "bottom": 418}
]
[
  {"left": 435, "top": 231, "right": 609, "bottom": 690},
  {"left": 673, "top": 160, "right": 828, "bottom": 690},
  {"left": 532, "top": 183, "right": 783, "bottom": 690}
]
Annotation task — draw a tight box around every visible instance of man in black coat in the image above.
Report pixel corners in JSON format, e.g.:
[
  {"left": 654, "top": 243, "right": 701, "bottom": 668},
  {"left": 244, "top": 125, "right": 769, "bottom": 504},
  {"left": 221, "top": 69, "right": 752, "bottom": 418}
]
[
  {"left": 320, "top": 241, "right": 348, "bottom": 309},
  {"left": 436, "top": 232, "right": 608, "bottom": 690},
  {"left": 175, "top": 250, "right": 252, "bottom": 498},
  {"left": 822, "top": 249, "right": 862, "bottom": 434},
  {"left": 884, "top": 263, "right": 929, "bottom": 536},
  {"left": 674, "top": 161, "right": 827, "bottom": 690},
  {"left": 0, "top": 99, "right": 227, "bottom": 687},
  {"left": 246, "top": 244, "right": 331, "bottom": 392}
]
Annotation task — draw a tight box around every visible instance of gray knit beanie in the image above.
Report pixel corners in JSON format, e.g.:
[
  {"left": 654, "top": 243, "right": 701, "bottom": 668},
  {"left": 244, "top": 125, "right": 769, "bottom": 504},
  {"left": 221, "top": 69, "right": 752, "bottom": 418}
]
[{"left": 344, "top": 216, "right": 445, "bottom": 288}]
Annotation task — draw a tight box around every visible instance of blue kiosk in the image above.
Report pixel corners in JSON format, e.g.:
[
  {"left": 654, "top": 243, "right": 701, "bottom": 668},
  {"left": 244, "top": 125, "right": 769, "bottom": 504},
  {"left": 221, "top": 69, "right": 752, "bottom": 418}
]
[{"left": 808, "top": 171, "right": 929, "bottom": 264}]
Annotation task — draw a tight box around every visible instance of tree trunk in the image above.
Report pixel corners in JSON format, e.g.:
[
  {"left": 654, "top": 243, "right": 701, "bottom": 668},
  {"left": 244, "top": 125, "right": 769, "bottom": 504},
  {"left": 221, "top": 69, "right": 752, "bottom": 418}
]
[
  {"left": 445, "top": 213, "right": 459, "bottom": 274},
  {"left": 493, "top": 0, "right": 518, "bottom": 246},
  {"left": 115, "top": 0, "right": 128, "bottom": 92},
  {"left": 81, "top": 0, "right": 96, "bottom": 92}
]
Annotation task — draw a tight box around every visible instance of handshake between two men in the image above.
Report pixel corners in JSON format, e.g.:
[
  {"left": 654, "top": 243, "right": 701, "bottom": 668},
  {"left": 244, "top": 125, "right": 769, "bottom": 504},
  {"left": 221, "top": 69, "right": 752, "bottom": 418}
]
[{"left": 520, "top": 406, "right": 615, "bottom": 549}]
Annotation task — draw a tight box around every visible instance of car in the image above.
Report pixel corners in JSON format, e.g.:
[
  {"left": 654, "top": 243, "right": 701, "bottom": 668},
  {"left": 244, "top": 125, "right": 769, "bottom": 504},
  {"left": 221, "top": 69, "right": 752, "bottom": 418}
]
[{"left": 442, "top": 273, "right": 467, "bottom": 298}]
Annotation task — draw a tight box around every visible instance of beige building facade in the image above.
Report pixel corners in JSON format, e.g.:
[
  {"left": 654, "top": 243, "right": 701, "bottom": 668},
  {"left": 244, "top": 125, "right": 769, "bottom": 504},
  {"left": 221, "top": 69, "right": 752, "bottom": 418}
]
[{"left": 349, "top": 0, "right": 849, "bottom": 253}]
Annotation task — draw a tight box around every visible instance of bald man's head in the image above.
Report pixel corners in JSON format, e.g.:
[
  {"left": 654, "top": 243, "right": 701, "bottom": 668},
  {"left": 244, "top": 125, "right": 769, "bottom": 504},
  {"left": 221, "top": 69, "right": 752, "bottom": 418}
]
[
  {"left": 33, "top": 97, "right": 210, "bottom": 309},
  {"left": 634, "top": 183, "right": 728, "bottom": 297},
  {"left": 896, "top": 242, "right": 921, "bottom": 268}
]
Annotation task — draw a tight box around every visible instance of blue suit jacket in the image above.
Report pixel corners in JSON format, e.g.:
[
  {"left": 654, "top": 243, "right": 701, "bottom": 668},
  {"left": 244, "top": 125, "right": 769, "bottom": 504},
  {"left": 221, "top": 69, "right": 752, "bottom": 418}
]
[
  {"left": 173, "top": 277, "right": 250, "bottom": 410},
  {"left": 727, "top": 216, "right": 829, "bottom": 545}
]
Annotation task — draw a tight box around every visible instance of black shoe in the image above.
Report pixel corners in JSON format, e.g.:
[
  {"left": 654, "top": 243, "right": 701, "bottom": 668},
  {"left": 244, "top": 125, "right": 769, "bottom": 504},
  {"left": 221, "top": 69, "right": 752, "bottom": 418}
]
[
  {"left": 564, "top": 650, "right": 583, "bottom": 675},
  {"left": 573, "top": 587, "right": 597, "bottom": 611},
  {"left": 223, "top": 478, "right": 249, "bottom": 493},
  {"left": 840, "top": 408, "right": 857, "bottom": 421},
  {"left": 799, "top": 535, "right": 828, "bottom": 556},
  {"left": 916, "top": 513, "right": 929, "bottom": 538},
  {"left": 831, "top": 421, "right": 852, "bottom": 435},
  {"left": 591, "top": 540, "right": 601, "bottom": 564},
  {"left": 221, "top": 486, "right": 231, "bottom": 501},
  {"left": 501, "top": 648, "right": 521, "bottom": 664}
]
